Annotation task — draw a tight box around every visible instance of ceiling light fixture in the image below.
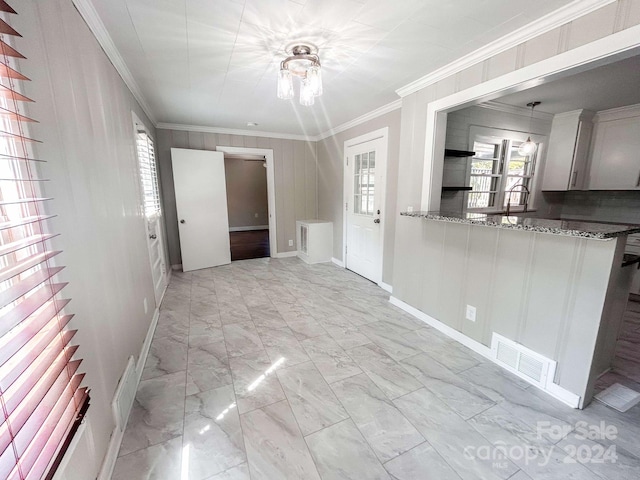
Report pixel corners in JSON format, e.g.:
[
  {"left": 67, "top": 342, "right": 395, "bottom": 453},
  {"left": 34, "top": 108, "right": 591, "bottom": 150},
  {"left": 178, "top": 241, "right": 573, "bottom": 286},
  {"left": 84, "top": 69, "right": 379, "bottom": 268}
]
[
  {"left": 277, "top": 44, "right": 322, "bottom": 106},
  {"left": 518, "top": 101, "right": 541, "bottom": 156}
]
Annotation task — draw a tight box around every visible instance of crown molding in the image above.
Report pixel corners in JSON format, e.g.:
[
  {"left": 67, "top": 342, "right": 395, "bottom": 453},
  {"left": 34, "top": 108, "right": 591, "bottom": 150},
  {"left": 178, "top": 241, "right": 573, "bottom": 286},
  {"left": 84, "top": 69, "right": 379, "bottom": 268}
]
[
  {"left": 155, "top": 123, "right": 316, "bottom": 141},
  {"left": 71, "top": 0, "right": 157, "bottom": 126},
  {"left": 315, "top": 99, "right": 402, "bottom": 141},
  {"left": 477, "top": 101, "right": 554, "bottom": 121},
  {"left": 594, "top": 102, "right": 640, "bottom": 122},
  {"left": 395, "top": 0, "right": 616, "bottom": 98}
]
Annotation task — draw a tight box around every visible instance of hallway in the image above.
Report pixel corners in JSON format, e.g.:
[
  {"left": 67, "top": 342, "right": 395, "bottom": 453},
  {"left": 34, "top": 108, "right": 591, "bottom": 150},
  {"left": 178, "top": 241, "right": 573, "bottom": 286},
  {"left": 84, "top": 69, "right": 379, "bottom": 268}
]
[{"left": 113, "top": 258, "right": 640, "bottom": 480}]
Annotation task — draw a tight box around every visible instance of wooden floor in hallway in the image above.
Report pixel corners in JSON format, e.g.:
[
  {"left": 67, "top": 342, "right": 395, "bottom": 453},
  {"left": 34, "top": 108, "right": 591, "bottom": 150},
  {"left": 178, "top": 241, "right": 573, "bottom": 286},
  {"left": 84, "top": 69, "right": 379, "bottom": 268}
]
[{"left": 230, "top": 229, "right": 270, "bottom": 261}]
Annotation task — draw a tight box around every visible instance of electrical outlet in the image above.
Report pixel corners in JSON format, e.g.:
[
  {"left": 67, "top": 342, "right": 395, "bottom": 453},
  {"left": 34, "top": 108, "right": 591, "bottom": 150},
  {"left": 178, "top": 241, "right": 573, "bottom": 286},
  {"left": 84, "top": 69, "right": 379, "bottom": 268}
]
[
  {"left": 143, "top": 298, "right": 148, "bottom": 315},
  {"left": 465, "top": 305, "right": 476, "bottom": 322},
  {"left": 407, "top": 206, "right": 414, "bottom": 212},
  {"left": 254, "top": 213, "right": 259, "bottom": 218},
  {"left": 288, "top": 239, "right": 294, "bottom": 247}
]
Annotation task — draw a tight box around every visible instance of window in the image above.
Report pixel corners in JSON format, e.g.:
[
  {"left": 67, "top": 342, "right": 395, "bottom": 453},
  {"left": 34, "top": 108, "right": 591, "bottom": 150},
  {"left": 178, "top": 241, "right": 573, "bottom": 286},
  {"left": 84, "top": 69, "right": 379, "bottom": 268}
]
[
  {"left": 467, "top": 129, "right": 539, "bottom": 212},
  {"left": 353, "top": 151, "right": 375, "bottom": 215},
  {"left": 135, "top": 129, "right": 161, "bottom": 218},
  {"left": 0, "top": 5, "right": 88, "bottom": 480}
]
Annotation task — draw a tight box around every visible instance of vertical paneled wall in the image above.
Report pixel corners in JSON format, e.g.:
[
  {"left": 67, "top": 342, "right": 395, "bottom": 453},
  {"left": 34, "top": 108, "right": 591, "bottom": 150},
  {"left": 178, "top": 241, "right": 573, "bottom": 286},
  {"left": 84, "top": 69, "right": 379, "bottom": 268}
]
[
  {"left": 156, "top": 129, "right": 318, "bottom": 265},
  {"left": 17, "top": 0, "right": 159, "bottom": 478}
]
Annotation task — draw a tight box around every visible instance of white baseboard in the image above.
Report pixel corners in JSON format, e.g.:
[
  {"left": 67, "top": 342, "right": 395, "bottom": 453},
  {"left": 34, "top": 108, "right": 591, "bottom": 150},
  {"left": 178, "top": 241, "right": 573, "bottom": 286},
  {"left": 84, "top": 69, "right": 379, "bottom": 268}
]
[
  {"left": 274, "top": 251, "right": 298, "bottom": 258},
  {"left": 389, "top": 296, "right": 581, "bottom": 409},
  {"left": 379, "top": 282, "right": 393, "bottom": 294},
  {"left": 97, "top": 307, "right": 160, "bottom": 480},
  {"left": 229, "top": 225, "right": 269, "bottom": 232},
  {"left": 331, "top": 257, "right": 344, "bottom": 268}
]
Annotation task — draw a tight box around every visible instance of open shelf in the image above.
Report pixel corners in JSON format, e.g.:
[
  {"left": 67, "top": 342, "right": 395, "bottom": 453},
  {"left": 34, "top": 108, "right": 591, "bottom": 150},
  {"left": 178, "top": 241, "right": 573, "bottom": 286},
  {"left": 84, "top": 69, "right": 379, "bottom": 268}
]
[{"left": 444, "top": 149, "right": 475, "bottom": 157}]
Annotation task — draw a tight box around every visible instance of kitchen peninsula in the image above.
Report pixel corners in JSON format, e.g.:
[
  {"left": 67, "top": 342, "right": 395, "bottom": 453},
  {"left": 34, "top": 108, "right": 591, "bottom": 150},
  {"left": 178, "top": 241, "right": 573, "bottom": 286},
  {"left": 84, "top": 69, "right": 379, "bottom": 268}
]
[{"left": 391, "top": 211, "right": 640, "bottom": 408}]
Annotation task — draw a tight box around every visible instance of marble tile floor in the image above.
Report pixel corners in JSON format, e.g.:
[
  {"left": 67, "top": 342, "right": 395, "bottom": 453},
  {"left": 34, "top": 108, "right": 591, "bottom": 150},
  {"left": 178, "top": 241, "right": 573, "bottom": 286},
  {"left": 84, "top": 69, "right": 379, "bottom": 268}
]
[{"left": 113, "top": 257, "right": 640, "bottom": 480}]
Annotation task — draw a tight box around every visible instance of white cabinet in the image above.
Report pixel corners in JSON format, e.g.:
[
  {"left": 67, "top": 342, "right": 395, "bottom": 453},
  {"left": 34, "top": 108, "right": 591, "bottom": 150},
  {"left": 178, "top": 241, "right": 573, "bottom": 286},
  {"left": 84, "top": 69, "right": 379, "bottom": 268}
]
[
  {"left": 296, "top": 220, "right": 333, "bottom": 264},
  {"left": 541, "top": 110, "right": 594, "bottom": 191},
  {"left": 588, "top": 106, "right": 640, "bottom": 190}
]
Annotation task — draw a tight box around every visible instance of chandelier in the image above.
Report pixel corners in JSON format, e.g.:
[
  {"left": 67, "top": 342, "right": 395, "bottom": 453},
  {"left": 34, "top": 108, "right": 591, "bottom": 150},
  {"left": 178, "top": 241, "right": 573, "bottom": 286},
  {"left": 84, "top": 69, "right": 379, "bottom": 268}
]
[{"left": 277, "top": 44, "right": 323, "bottom": 106}]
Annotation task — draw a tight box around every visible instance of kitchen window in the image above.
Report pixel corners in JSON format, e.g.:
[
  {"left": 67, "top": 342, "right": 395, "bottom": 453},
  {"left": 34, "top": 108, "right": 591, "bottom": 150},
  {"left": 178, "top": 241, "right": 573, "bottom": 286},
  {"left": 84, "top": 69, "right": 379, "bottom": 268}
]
[{"left": 467, "top": 127, "right": 541, "bottom": 213}]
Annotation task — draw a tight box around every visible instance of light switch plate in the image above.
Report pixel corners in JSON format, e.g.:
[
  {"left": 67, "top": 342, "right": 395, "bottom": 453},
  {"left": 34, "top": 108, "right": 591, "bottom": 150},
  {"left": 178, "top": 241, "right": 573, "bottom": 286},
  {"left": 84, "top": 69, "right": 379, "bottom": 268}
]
[
  {"left": 466, "top": 305, "right": 476, "bottom": 322},
  {"left": 288, "top": 239, "right": 294, "bottom": 247}
]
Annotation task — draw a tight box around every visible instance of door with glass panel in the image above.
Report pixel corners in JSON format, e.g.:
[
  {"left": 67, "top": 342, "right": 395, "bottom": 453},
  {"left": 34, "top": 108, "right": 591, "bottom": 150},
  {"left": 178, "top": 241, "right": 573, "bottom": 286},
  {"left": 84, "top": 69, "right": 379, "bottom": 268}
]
[
  {"left": 467, "top": 127, "right": 543, "bottom": 213},
  {"left": 345, "top": 136, "right": 386, "bottom": 283},
  {"left": 133, "top": 115, "right": 167, "bottom": 306}
]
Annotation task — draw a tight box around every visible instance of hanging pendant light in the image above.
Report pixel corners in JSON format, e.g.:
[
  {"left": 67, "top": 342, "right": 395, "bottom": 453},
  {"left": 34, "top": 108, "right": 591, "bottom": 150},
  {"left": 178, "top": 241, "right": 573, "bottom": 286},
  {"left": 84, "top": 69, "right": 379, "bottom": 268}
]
[
  {"left": 518, "top": 101, "right": 541, "bottom": 156},
  {"left": 277, "top": 69, "right": 294, "bottom": 100},
  {"left": 299, "top": 78, "right": 315, "bottom": 106}
]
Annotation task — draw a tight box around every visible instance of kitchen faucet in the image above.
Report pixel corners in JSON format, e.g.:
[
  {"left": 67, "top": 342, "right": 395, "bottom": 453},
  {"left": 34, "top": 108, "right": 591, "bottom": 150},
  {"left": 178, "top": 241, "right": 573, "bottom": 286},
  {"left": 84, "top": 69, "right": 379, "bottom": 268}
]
[{"left": 505, "top": 184, "right": 530, "bottom": 215}]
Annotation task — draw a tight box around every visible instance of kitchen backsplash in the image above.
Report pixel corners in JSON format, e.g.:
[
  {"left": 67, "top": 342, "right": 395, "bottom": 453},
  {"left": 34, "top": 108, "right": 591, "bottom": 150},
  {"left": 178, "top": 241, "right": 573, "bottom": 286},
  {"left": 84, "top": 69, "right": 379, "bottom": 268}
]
[{"left": 542, "top": 191, "right": 640, "bottom": 224}]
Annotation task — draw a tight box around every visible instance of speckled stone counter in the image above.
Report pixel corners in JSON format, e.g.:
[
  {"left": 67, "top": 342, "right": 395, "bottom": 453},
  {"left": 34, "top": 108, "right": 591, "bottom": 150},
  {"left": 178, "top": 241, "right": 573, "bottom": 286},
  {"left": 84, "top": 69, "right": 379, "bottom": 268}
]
[{"left": 400, "top": 211, "right": 640, "bottom": 239}]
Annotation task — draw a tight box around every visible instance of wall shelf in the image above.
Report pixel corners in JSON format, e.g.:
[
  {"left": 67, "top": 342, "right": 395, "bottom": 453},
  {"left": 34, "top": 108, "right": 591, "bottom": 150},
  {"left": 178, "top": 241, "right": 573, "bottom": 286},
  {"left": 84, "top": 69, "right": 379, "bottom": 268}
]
[
  {"left": 442, "top": 186, "right": 472, "bottom": 191},
  {"left": 444, "top": 149, "right": 475, "bottom": 157}
]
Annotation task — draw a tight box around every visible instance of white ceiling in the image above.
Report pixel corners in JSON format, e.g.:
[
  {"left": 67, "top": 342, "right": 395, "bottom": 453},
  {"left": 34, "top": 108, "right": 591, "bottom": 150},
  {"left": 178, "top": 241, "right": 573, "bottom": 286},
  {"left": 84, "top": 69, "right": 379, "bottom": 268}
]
[
  {"left": 495, "top": 55, "right": 640, "bottom": 114},
  {"left": 89, "top": 0, "right": 577, "bottom": 135}
]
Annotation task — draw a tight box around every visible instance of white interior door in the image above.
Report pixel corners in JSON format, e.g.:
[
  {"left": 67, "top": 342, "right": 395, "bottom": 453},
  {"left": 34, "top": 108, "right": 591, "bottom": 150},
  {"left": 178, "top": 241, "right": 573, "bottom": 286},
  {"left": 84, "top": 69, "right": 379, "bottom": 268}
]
[
  {"left": 345, "top": 134, "right": 387, "bottom": 283},
  {"left": 133, "top": 118, "right": 168, "bottom": 306},
  {"left": 171, "top": 148, "right": 231, "bottom": 272}
]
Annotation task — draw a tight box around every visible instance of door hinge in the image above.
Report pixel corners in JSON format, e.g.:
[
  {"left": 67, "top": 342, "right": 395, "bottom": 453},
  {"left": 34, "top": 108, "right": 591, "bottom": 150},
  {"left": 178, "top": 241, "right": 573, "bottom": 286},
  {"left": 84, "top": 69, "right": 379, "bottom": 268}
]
[
  {"left": 346, "top": 157, "right": 349, "bottom": 166},
  {"left": 345, "top": 202, "right": 348, "bottom": 212},
  {"left": 345, "top": 245, "right": 347, "bottom": 255}
]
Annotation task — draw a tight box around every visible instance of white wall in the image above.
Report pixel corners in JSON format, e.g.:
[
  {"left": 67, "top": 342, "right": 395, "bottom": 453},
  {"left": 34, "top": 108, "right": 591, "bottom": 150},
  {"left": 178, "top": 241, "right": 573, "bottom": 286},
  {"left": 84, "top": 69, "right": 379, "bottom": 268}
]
[{"left": 16, "top": 1, "right": 160, "bottom": 478}]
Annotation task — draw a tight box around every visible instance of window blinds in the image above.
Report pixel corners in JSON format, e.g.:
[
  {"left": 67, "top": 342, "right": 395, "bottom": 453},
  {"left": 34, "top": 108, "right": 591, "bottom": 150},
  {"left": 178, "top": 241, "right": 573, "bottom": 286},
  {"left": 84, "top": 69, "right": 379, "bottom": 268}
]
[
  {"left": 136, "top": 131, "right": 161, "bottom": 218},
  {"left": 0, "top": 3, "right": 89, "bottom": 480}
]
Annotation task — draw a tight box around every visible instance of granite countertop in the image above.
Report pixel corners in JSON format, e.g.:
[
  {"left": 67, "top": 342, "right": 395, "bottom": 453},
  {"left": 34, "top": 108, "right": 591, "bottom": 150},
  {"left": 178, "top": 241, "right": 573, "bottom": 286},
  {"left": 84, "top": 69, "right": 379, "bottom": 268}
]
[{"left": 400, "top": 211, "right": 640, "bottom": 239}]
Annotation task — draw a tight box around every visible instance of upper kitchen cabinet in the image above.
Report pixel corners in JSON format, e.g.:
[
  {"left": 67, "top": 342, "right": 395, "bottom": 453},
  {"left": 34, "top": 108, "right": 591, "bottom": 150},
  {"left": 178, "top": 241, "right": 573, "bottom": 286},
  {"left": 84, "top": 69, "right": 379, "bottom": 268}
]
[
  {"left": 541, "top": 110, "right": 594, "bottom": 191},
  {"left": 588, "top": 104, "right": 640, "bottom": 190}
]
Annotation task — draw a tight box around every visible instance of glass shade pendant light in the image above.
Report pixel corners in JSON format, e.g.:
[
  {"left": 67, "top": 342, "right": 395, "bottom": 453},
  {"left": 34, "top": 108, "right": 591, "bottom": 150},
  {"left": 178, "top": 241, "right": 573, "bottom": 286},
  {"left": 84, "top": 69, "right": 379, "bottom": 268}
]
[
  {"left": 299, "top": 78, "right": 315, "bottom": 106},
  {"left": 518, "top": 101, "right": 541, "bottom": 156},
  {"left": 307, "top": 65, "right": 322, "bottom": 96},
  {"left": 277, "top": 44, "right": 322, "bottom": 106},
  {"left": 277, "top": 69, "right": 294, "bottom": 100}
]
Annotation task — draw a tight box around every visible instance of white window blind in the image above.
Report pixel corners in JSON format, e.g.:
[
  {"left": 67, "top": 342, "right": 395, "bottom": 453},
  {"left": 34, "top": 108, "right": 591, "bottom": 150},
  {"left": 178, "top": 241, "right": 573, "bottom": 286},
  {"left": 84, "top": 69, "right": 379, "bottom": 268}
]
[
  {"left": 136, "top": 131, "right": 161, "bottom": 218},
  {"left": 0, "top": 3, "right": 89, "bottom": 480}
]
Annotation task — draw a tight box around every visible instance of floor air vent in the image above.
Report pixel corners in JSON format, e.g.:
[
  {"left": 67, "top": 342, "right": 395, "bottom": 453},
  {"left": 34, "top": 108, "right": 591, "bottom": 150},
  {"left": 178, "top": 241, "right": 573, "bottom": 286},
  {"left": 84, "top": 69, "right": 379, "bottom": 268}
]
[
  {"left": 112, "top": 356, "right": 137, "bottom": 431},
  {"left": 491, "top": 333, "right": 556, "bottom": 388}
]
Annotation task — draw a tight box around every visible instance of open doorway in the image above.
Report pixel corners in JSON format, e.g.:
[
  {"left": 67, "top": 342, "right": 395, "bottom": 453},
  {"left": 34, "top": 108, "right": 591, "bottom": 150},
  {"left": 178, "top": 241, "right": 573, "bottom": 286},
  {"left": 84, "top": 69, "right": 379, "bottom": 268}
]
[{"left": 216, "top": 146, "right": 277, "bottom": 261}]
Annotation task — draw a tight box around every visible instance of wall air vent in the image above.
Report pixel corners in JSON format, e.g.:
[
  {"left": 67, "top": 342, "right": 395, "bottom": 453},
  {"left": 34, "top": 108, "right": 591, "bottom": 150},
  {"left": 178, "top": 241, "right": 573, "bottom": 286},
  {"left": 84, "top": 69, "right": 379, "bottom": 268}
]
[
  {"left": 112, "top": 356, "right": 138, "bottom": 431},
  {"left": 491, "top": 333, "right": 556, "bottom": 388}
]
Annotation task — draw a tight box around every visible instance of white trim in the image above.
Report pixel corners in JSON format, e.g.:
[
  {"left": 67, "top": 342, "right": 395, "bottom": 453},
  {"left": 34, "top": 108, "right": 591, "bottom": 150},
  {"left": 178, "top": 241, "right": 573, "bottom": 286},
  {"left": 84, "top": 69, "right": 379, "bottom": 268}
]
[
  {"left": 97, "top": 307, "right": 160, "bottom": 480},
  {"left": 594, "top": 102, "right": 640, "bottom": 123},
  {"left": 396, "top": 0, "right": 616, "bottom": 98},
  {"left": 316, "top": 100, "right": 402, "bottom": 141},
  {"left": 331, "top": 257, "right": 344, "bottom": 268},
  {"left": 389, "top": 296, "right": 581, "bottom": 408},
  {"left": 343, "top": 127, "right": 389, "bottom": 285},
  {"left": 274, "top": 251, "right": 297, "bottom": 258},
  {"left": 157, "top": 123, "right": 314, "bottom": 142},
  {"left": 379, "top": 282, "right": 393, "bottom": 294},
  {"left": 71, "top": 0, "right": 157, "bottom": 125},
  {"left": 420, "top": 25, "right": 640, "bottom": 211},
  {"left": 216, "top": 146, "right": 277, "bottom": 258},
  {"left": 229, "top": 225, "right": 269, "bottom": 232},
  {"left": 477, "top": 101, "right": 554, "bottom": 121},
  {"left": 158, "top": 99, "right": 402, "bottom": 143}
]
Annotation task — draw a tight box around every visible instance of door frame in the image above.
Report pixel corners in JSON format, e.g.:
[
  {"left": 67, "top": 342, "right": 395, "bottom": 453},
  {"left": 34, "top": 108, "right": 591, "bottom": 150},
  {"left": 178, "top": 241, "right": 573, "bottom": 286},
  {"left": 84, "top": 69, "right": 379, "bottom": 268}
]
[
  {"left": 343, "top": 127, "right": 389, "bottom": 285},
  {"left": 131, "top": 111, "right": 170, "bottom": 302},
  {"left": 215, "top": 145, "right": 278, "bottom": 257}
]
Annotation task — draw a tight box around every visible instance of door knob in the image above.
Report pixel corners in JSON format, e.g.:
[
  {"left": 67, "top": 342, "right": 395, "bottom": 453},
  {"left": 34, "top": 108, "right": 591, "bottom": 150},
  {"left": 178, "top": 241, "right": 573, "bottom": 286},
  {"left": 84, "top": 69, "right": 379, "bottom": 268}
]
[
  {"left": 374, "top": 218, "right": 380, "bottom": 224},
  {"left": 180, "top": 219, "right": 186, "bottom": 224},
  {"left": 149, "top": 234, "right": 157, "bottom": 239}
]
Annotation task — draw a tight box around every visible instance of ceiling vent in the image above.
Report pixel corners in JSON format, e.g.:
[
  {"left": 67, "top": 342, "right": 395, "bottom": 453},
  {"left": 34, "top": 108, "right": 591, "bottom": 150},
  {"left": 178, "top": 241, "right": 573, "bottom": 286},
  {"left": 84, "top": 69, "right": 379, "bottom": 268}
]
[{"left": 491, "top": 333, "right": 556, "bottom": 388}]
